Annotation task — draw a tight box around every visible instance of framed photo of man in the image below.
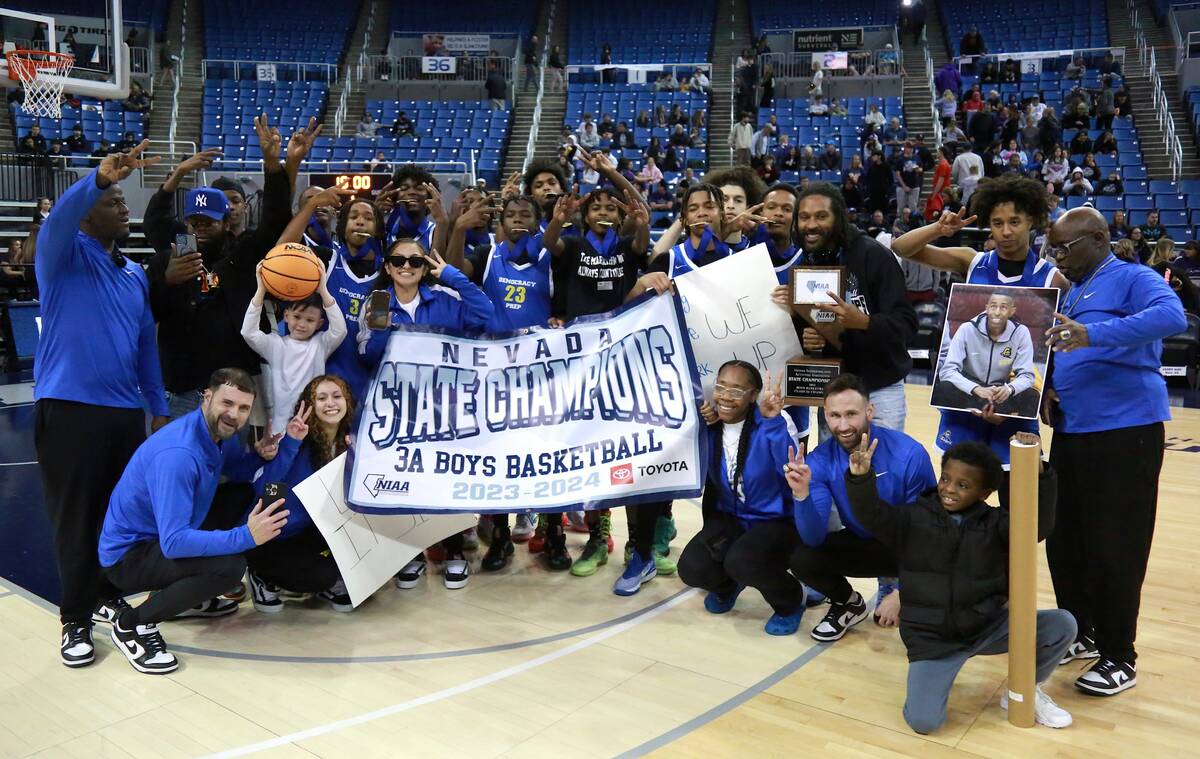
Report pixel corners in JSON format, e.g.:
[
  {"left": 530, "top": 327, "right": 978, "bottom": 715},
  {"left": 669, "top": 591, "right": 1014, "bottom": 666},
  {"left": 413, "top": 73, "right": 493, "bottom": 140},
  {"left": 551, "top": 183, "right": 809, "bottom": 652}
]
[{"left": 930, "top": 283, "right": 1060, "bottom": 421}]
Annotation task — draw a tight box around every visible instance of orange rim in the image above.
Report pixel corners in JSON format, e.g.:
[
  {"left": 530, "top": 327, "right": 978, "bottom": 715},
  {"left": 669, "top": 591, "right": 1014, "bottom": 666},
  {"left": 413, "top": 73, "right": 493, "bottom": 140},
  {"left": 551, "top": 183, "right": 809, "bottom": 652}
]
[{"left": 5, "top": 49, "right": 74, "bottom": 82}]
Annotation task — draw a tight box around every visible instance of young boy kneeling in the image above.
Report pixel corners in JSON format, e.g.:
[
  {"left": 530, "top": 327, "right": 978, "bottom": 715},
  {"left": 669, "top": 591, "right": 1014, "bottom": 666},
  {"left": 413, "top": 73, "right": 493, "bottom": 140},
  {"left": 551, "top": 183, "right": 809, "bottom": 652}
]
[{"left": 798, "top": 432, "right": 1075, "bottom": 733}]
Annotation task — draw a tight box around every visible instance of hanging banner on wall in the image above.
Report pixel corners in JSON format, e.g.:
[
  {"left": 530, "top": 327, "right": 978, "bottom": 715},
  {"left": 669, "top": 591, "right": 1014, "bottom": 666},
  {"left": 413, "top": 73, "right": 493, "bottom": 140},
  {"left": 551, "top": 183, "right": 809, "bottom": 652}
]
[{"left": 346, "top": 293, "right": 707, "bottom": 515}]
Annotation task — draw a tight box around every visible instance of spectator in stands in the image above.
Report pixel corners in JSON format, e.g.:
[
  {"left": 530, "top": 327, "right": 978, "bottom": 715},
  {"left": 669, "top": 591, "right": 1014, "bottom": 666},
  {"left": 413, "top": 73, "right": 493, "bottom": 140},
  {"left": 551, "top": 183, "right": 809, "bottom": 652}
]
[
  {"left": 1140, "top": 210, "right": 1165, "bottom": 244},
  {"left": 968, "top": 103, "right": 996, "bottom": 154},
  {"left": 864, "top": 104, "right": 886, "bottom": 130},
  {"left": 123, "top": 81, "right": 150, "bottom": 113},
  {"left": 942, "top": 118, "right": 967, "bottom": 146},
  {"left": 547, "top": 46, "right": 565, "bottom": 92},
  {"left": 818, "top": 142, "right": 842, "bottom": 171},
  {"left": 1002, "top": 59, "right": 1022, "bottom": 84},
  {"left": 996, "top": 106, "right": 1019, "bottom": 146},
  {"left": 1100, "top": 51, "right": 1122, "bottom": 77},
  {"left": 1128, "top": 225, "right": 1151, "bottom": 262},
  {"left": 841, "top": 173, "right": 865, "bottom": 212},
  {"left": 1152, "top": 245, "right": 1200, "bottom": 315},
  {"left": 960, "top": 27, "right": 987, "bottom": 58},
  {"left": 654, "top": 71, "right": 677, "bottom": 92},
  {"left": 1068, "top": 129, "right": 1093, "bottom": 157},
  {"left": 578, "top": 122, "right": 599, "bottom": 149},
  {"left": 90, "top": 139, "right": 112, "bottom": 160},
  {"left": 649, "top": 180, "right": 674, "bottom": 213},
  {"left": 1042, "top": 146, "right": 1069, "bottom": 191},
  {"left": 45, "top": 140, "right": 67, "bottom": 169},
  {"left": 903, "top": 0, "right": 927, "bottom": 44},
  {"left": 1093, "top": 130, "right": 1118, "bottom": 155},
  {"left": 795, "top": 146, "right": 816, "bottom": 171},
  {"left": 64, "top": 124, "right": 89, "bottom": 154},
  {"left": 1112, "top": 238, "right": 1138, "bottom": 264},
  {"left": 364, "top": 151, "right": 392, "bottom": 174},
  {"left": 980, "top": 61, "right": 999, "bottom": 85},
  {"left": 158, "top": 43, "right": 177, "bottom": 88},
  {"left": 751, "top": 124, "right": 776, "bottom": 165},
  {"left": 355, "top": 112, "right": 379, "bottom": 139},
  {"left": 1108, "top": 209, "right": 1129, "bottom": 239},
  {"left": 635, "top": 156, "right": 663, "bottom": 188},
  {"left": 1029, "top": 94, "right": 1047, "bottom": 122},
  {"left": 597, "top": 112, "right": 615, "bottom": 137},
  {"left": 24, "top": 124, "right": 47, "bottom": 153},
  {"left": 31, "top": 196, "right": 52, "bottom": 224},
  {"left": 810, "top": 61, "right": 824, "bottom": 97},
  {"left": 777, "top": 146, "right": 798, "bottom": 172},
  {"left": 1077, "top": 153, "right": 1100, "bottom": 182},
  {"left": 600, "top": 43, "right": 613, "bottom": 84},
  {"left": 692, "top": 108, "right": 707, "bottom": 129},
  {"left": 865, "top": 151, "right": 894, "bottom": 214},
  {"left": 1097, "top": 171, "right": 1124, "bottom": 197},
  {"left": 938, "top": 90, "right": 958, "bottom": 121},
  {"left": 803, "top": 95, "right": 826, "bottom": 116},
  {"left": 523, "top": 35, "right": 540, "bottom": 90},
  {"left": 962, "top": 89, "right": 984, "bottom": 125},
  {"left": 757, "top": 155, "right": 781, "bottom": 184},
  {"left": 693, "top": 67, "right": 711, "bottom": 94},
  {"left": 1064, "top": 56, "right": 1085, "bottom": 81},
  {"left": 1095, "top": 76, "right": 1117, "bottom": 131},
  {"left": 935, "top": 62, "right": 961, "bottom": 99},
  {"left": 209, "top": 177, "right": 249, "bottom": 238},
  {"left": 612, "top": 122, "right": 637, "bottom": 150},
  {"left": 1038, "top": 108, "right": 1061, "bottom": 157},
  {"left": 892, "top": 144, "right": 922, "bottom": 215},
  {"left": 1063, "top": 168, "right": 1093, "bottom": 197},
  {"left": 391, "top": 111, "right": 414, "bottom": 138},
  {"left": 1062, "top": 103, "right": 1089, "bottom": 131},
  {"left": 633, "top": 109, "right": 650, "bottom": 129},
  {"left": 731, "top": 113, "right": 754, "bottom": 166},
  {"left": 115, "top": 131, "right": 139, "bottom": 153},
  {"left": 1177, "top": 240, "right": 1200, "bottom": 276},
  {"left": 923, "top": 146, "right": 952, "bottom": 221},
  {"left": 999, "top": 139, "right": 1027, "bottom": 167},
  {"left": 485, "top": 63, "right": 507, "bottom": 110},
  {"left": 866, "top": 210, "right": 888, "bottom": 238},
  {"left": 879, "top": 117, "right": 904, "bottom": 147},
  {"left": 670, "top": 123, "right": 692, "bottom": 148},
  {"left": 1112, "top": 83, "right": 1131, "bottom": 117}
]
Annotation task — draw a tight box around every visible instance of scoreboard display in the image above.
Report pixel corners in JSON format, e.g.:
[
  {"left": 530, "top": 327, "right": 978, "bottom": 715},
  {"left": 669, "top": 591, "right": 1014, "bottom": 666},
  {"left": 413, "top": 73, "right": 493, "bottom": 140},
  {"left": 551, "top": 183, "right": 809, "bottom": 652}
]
[{"left": 308, "top": 172, "right": 392, "bottom": 196}]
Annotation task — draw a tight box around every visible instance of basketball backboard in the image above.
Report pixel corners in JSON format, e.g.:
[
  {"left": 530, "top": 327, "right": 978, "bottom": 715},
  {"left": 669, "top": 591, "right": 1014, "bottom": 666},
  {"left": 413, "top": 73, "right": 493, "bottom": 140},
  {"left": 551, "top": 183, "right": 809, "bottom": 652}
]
[{"left": 0, "top": 0, "right": 131, "bottom": 100}]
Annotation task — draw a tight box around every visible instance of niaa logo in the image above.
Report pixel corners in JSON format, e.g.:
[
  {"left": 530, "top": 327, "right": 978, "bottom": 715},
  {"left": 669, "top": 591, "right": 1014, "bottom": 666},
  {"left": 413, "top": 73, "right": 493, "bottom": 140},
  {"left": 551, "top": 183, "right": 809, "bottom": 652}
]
[{"left": 363, "top": 474, "right": 411, "bottom": 498}]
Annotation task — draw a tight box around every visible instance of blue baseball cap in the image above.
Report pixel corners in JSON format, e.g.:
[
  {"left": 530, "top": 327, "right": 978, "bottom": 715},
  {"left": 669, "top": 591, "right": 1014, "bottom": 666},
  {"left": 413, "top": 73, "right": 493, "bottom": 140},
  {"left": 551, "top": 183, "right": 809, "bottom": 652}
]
[{"left": 184, "top": 187, "right": 228, "bottom": 221}]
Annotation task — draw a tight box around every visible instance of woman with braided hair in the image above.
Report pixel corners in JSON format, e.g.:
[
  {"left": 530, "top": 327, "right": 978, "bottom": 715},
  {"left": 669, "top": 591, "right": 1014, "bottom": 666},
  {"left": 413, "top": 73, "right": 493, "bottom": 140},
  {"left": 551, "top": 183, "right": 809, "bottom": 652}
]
[{"left": 676, "top": 361, "right": 812, "bottom": 636}]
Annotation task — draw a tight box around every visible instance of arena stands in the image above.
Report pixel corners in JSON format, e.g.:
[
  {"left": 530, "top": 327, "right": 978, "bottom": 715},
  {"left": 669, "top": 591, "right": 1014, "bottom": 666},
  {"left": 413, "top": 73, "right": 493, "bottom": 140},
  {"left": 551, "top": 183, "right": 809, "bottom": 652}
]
[
  {"left": 389, "top": 0, "right": 538, "bottom": 35},
  {"left": 202, "top": 80, "right": 327, "bottom": 169},
  {"left": 202, "top": 0, "right": 356, "bottom": 65},
  {"left": 750, "top": 0, "right": 898, "bottom": 36},
  {"left": 568, "top": 0, "right": 714, "bottom": 65},
  {"left": 759, "top": 95, "right": 905, "bottom": 177},
  {"left": 12, "top": 100, "right": 145, "bottom": 163},
  {"left": 941, "top": 0, "right": 1108, "bottom": 55}
]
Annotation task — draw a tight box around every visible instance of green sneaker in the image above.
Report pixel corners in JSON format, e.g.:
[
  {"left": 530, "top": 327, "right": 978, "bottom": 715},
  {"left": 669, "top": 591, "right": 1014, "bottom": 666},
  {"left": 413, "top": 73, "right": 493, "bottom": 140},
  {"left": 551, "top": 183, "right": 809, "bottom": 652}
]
[
  {"left": 623, "top": 539, "right": 634, "bottom": 565},
  {"left": 652, "top": 552, "right": 677, "bottom": 576},
  {"left": 598, "top": 511, "right": 614, "bottom": 552},
  {"left": 570, "top": 538, "right": 609, "bottom": 577},
  {"left": 652, "top": 515, "right": 677, "bottom": 557}
]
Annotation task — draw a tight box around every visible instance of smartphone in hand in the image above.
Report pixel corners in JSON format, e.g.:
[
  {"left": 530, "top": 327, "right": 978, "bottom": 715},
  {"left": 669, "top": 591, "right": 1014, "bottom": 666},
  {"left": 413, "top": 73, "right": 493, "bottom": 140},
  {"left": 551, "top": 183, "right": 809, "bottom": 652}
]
[
  {"left": 263, "top": 481, "right": 290, "bottom": 504},
  {"left": 366, "top": 290, "right": 392, "bottom": 330}
]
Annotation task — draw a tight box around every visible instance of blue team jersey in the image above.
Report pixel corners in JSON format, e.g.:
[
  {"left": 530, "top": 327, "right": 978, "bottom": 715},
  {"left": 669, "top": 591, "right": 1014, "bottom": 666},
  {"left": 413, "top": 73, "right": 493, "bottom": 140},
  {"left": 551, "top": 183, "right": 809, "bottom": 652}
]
[
  {"left": 323, "top": 248, "right": 377, "bottom": 400},
  {"left": 480, "top": 240, "right": 554, "bottom": 331},
  {"left": 770, "top": 246, "right": 804, "bottom": 285},
  {"left": 936, "top": 249, "right": 1055, "bottom": 464}
]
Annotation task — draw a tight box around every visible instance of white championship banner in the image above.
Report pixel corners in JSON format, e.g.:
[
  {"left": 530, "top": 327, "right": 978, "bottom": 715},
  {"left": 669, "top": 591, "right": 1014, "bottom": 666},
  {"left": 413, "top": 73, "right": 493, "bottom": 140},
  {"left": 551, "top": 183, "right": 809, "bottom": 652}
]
[
  {"left": 673, "top": 244, "right": 804, "bottom": 395},
  {"left": 346, "top": 292, "right": 707, "bottom": 515}
]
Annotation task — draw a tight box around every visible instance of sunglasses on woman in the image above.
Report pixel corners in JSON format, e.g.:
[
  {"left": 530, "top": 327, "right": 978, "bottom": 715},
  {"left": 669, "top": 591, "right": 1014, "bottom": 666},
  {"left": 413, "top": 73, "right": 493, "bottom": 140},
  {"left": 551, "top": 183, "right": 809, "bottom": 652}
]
[{"left": 386, "top": 255, "right": 426, "bottom": 269}]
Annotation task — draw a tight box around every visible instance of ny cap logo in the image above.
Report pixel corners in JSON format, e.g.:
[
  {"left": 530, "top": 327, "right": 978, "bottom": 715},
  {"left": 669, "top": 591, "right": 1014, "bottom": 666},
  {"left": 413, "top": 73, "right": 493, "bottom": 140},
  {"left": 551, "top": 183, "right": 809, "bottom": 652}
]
[{"left": 195, "top": 195, "right": 207, "bottom": 207}]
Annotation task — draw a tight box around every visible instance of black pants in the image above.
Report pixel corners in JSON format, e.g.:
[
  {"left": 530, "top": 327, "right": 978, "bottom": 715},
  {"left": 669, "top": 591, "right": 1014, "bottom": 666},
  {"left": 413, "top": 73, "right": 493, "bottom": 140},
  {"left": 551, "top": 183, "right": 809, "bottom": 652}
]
[
  {"left": 931, "top": 381, "right": 1041, "bottom": 419},
  {"left": 629, "top": 501, "right": 667, "bottom": 559},
  {"left": 1047, "top": 422, "right": 1164, "bottom": 664},
  {"left": 677, "top": 514, "right": 803, "bottom": 615},
  {"left": 247, "top": 525, "right": 339, "bottom": 593},
  {"left": 34, "top": 399, "right": 146, "bottom": 624},
  {"left": 103, "top": 483, "right": 252, "bottom": 625},
  {"left": 789, "top": 529, "right": 897, "bottom": 604}
]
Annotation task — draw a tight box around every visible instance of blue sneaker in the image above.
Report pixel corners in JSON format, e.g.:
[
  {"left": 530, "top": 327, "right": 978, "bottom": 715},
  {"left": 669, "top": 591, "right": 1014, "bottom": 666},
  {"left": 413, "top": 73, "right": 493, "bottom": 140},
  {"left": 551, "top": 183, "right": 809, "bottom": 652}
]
[
  {"left": 613, "top": 552, "right": 656, "bottom": 596},
  {"left": 703, "top": 585, "right": 745, "bottom": 614},
  {"left": 804, "top": 586, "right": 827, "bottom": 607},
  {"left": 764, "top": 611, "right": 803, "bottom": 636}
]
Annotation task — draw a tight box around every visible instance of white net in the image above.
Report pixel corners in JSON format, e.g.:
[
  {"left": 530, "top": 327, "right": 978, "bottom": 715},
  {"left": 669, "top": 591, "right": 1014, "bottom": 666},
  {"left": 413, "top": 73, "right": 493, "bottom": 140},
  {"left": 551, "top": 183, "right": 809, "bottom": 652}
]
[{"left": 6, "top": 51, "right": 75, "bottom": 119}]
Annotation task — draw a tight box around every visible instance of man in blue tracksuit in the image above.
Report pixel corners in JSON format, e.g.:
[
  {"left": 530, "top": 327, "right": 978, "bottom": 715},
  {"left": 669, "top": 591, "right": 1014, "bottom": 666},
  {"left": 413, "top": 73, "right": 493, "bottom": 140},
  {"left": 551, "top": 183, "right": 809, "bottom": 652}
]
[
  {"left": 1043, "top": 208, "right": 1188, "bottom": 696},
  {"left": 788, "top": 374, "right": 937, "bottom": 642},
  {"left": 33, "top": 144, "right": 170, "bottom": 669},
  {"left": 98, "top": 368, "right": 290, "bottom": 674}
]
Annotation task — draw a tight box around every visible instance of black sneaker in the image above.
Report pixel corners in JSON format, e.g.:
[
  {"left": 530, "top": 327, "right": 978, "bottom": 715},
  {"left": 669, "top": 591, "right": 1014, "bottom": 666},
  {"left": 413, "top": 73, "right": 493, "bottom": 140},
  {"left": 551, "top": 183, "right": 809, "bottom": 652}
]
[
  {"left": 247, "top": 570, "right": 283, "bottom": 614},
  {"left": 544, "top": 527, "right": 572, "bottom": 572},
  {"left": 810, "top": 592, "right": 869, "bottom": 642},
  {"left": 316, "top": 579, "right": 353, "bottom": 613},
  {"left": 60, "top": 622, "right": 95, "bottom": 668},
  {"left": 481, "top": 532, "right": 514, "bottom": 572},
  {"left": 92, "top": 597, "right": 133, "bottom": 626},
  {"left": 110, "top": 620, "right": 178, "bottom": 674},
  {"left": 1060, "top": 633, "right": 1100, "bottom": 665},
  {"left": 171, "top": 597, "right": 239, "bottom": 619},
  {"left": 394, "top": 556, "right": 427, "bottom": 589},
  {"left": 1075, "top": 657, "right": 1136, "bottom": 696}
]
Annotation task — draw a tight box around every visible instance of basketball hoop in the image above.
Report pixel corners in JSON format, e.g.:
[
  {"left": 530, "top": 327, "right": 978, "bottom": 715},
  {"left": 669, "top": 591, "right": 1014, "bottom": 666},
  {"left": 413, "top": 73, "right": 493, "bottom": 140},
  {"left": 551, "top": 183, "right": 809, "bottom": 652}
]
[{"left": 6, "top": 50, "right": 74, "bottom": 118}]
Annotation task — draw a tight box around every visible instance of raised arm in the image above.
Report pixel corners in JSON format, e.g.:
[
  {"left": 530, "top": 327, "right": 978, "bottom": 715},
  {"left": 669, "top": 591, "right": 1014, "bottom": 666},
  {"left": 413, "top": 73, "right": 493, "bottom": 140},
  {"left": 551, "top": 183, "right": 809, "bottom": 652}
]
[
  {"left": 276, "top": 187, "right": 353, "bottom": 247},
  {"left": 889, "top": 210, "right": 981, "bottom": 274},
  {"left": 543, "top": 194, "right": 585, "bottom": 257}
]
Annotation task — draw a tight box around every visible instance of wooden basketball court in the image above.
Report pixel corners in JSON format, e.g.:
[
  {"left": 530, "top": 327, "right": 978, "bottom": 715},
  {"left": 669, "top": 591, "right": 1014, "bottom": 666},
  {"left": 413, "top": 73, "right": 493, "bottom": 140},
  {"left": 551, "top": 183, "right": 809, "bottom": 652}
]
[{"left": 2, "top": 383, "right": 1198, "bottom": 758}]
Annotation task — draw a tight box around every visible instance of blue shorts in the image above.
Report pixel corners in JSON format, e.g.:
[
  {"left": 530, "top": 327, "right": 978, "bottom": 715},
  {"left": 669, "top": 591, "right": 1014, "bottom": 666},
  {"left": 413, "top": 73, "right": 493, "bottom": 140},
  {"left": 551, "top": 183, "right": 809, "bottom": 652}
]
[{"left": 935, "top": 409, "right": 1039, "bottom": 468}]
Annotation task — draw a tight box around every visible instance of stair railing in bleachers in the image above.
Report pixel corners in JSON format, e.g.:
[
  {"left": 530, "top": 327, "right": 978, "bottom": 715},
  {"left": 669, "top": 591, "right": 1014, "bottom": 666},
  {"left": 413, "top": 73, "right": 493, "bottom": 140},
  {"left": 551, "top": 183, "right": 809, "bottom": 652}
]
[
  {"left": 1149, "top": 49, "right": 1185, "bottom": 180},
  {"left": 925, "top": 43, "right": 942, "bottom": 148},
  {"left": 335, "top": 0, "right": 380, "bottom": 138},
  {"left": 167, "top": 0, "right": 187, "bottom": 154},
  {"left": 521, "top": 0, "right": 555, "bottom": 174}
]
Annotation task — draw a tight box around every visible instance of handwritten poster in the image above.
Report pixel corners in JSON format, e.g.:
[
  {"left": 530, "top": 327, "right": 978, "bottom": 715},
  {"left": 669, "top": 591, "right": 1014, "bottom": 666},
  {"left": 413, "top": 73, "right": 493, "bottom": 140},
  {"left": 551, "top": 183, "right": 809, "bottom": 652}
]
[{"left": 673, "top": 244, "right": 804, "bottom": 394}]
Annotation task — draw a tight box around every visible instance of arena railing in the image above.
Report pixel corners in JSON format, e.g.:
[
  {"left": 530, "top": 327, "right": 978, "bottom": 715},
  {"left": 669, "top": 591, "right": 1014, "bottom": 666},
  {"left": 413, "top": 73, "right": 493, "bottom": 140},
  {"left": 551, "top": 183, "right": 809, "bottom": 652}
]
[
  {"left": 755, "top": 49, "right": 903, "bottom": 81},
  {"left": 0, "top": 152, "right": 74, "bottom": 201},
  {"left": 360, "top": 55, "right": 514, "bottom": 84},
  {"left": 522, "top": 0, "right": 555, "bottom": 175},
  {"left": 200, "top": 60, "right": 338, "bottom": 83},
  {"left": 952, "top": 46, "right": 1127, "bottom": 75},
  {"left": 925, "top": 44, "right": 942, "bottom": 148},
  {"left": 167, "top": 0, "right": 187, "bottom": 154},
  {"left": 1149, "top": 49, "right": 1185, "bottom": 181},
  {"left": 335, "top": 0, "right": 380, "bottom": 138}
]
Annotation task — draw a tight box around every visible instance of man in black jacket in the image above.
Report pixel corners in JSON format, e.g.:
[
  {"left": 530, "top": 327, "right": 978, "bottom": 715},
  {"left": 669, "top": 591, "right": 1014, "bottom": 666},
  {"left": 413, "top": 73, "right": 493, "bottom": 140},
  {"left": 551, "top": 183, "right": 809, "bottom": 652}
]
[
  {"left": 829, "top": 433, "right": 1076, "bottom": 734},
  {"left": 779, "top": 183, "right": 917, "bottom": 433},
  {"left": 145, "top": 116, "right": 304, "bottom": 418}
]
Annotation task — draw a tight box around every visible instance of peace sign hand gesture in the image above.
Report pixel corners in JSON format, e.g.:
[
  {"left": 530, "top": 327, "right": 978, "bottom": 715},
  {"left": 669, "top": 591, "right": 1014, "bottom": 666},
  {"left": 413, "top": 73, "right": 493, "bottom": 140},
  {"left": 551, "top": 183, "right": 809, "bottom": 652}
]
[
  {"left": 848, "top": 434, "right": 879, "bottom": 476},
  {"left": 286, "top": 401, "right": 313, "bottom": 441},
  {"left": 254, "top": 422, "right": 284, "bottom": 461},
  {"left": 728, "top": 203, "right": 767, "bottom": 234},
  {"left": 935, "top": 209, "right": 977, "bottom": 238},
  {"left": 424, "top": 182, "right": 447, "bottom": 224},
  {"left": 758, "top": 371, "right": 785, "bottom": 418},
  {"left": 97, "top": 140, "right": 160, "bottom": 188},
  {"left": 553, "top": 193, "right": 586, "bottom": 224},
  {"left": 622, "top": 188, "right": 649, "bottom": 228},
  {"left": 423, "top": 248, "right": 449, "bottom": 279},
  {"left": 254, "top": 113, "right": 283, "bottom": 164},
  {"left": 783, "top": 446, "right": 812, "bottom": 500},
  {"left": 819, "top": 291, "right": 870, "bottom": 330}
]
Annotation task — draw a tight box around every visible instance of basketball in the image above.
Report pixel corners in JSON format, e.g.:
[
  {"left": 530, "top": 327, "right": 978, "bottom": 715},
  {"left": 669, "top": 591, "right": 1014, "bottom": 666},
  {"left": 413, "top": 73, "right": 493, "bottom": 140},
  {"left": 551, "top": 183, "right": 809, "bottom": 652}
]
[{"left": 260, "top": 242, "right": 323, "bottom": 300}]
